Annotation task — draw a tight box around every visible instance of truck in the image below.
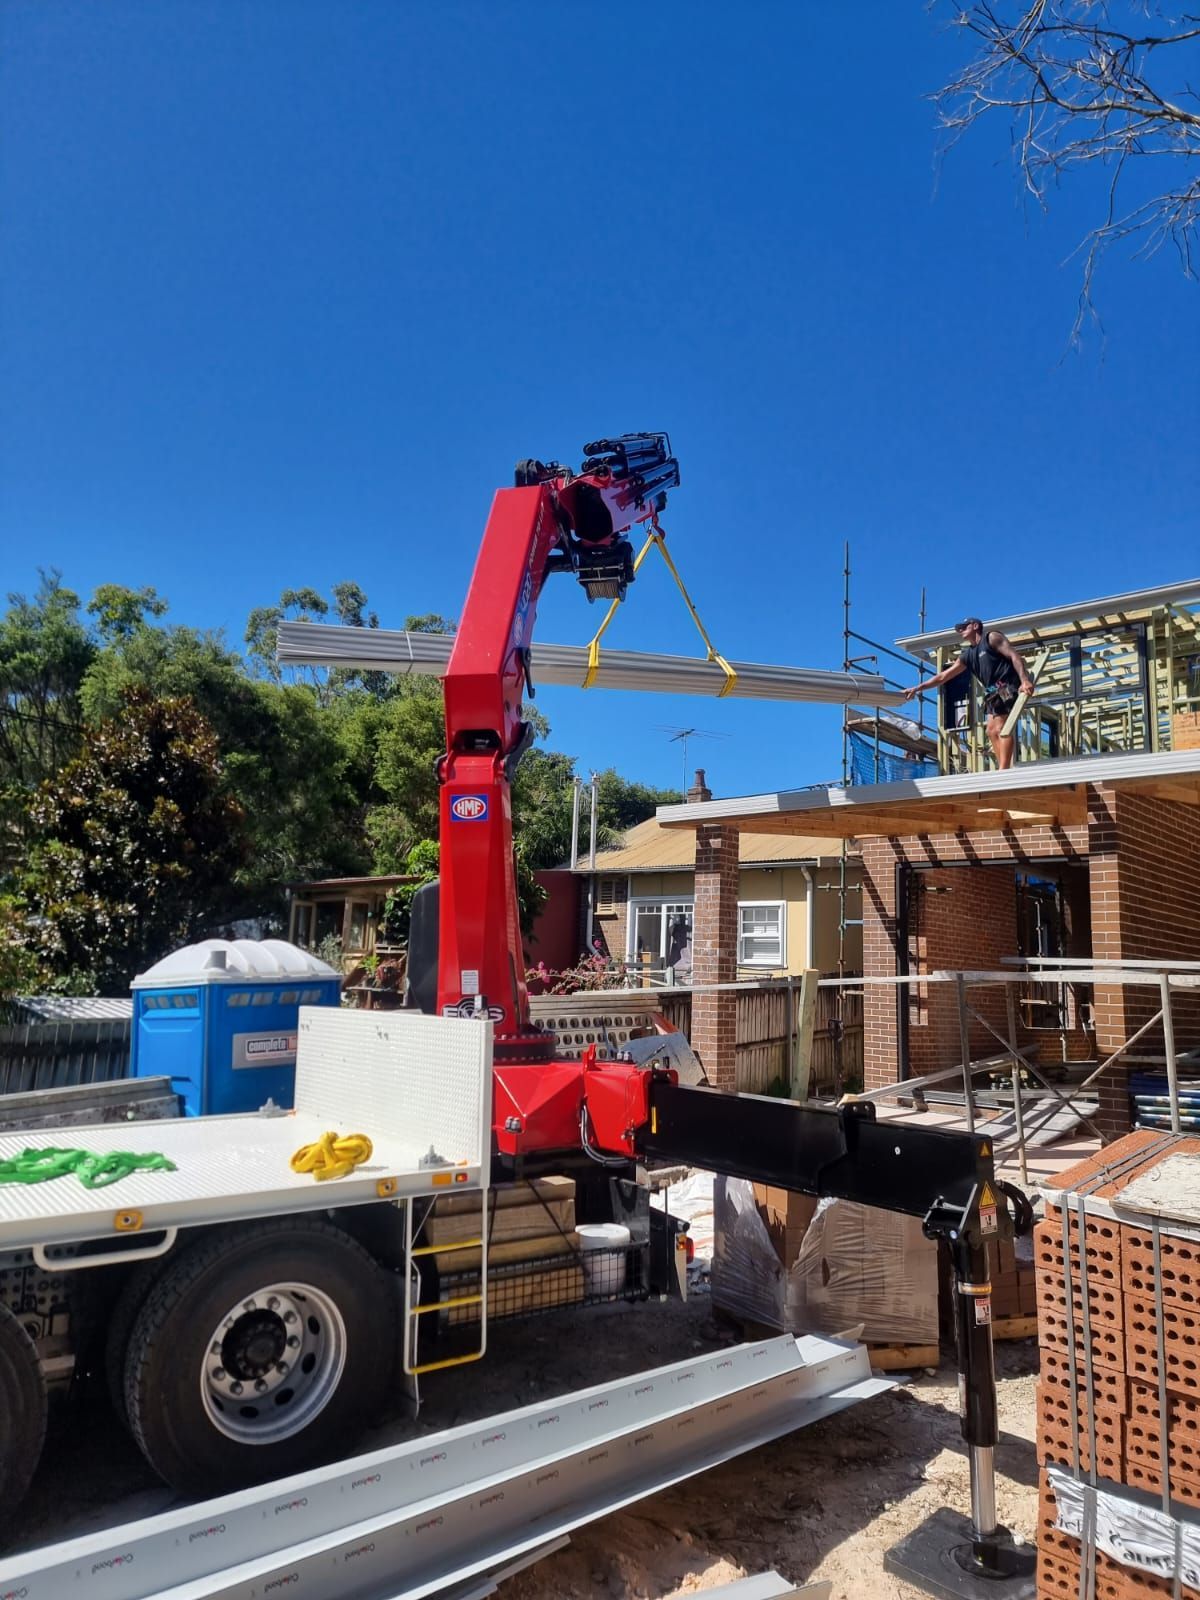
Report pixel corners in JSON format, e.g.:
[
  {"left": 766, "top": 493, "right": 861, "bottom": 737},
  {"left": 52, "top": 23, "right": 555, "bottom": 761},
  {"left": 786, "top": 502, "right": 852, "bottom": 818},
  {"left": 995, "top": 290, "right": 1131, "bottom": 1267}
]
[{"left": 0, "top": 437, "right": 1029, "bottom": 1593}]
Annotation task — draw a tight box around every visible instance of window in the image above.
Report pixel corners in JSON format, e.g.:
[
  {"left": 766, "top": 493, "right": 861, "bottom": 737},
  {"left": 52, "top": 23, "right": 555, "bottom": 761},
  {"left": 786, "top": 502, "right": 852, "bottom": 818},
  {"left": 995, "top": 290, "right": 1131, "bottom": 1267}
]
[
  {"left": 346, "top": 901, "right": 370, "bottom": 953},
  {"left": 627, "top": 900, "right": 694, "bottom": 971},
  {"left": 596, "top": 876, "right": 623, "bottom": 911},
  {"left": 738, "top": 903, "right": 785, "bottom": 968}
]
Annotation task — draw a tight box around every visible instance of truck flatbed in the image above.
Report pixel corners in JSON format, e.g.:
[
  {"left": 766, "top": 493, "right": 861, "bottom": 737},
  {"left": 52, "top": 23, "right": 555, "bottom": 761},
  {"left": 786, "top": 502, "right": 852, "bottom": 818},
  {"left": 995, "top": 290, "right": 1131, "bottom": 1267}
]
[{"left": 0, "top": 1007, "right": 490, "bottom": 1255}]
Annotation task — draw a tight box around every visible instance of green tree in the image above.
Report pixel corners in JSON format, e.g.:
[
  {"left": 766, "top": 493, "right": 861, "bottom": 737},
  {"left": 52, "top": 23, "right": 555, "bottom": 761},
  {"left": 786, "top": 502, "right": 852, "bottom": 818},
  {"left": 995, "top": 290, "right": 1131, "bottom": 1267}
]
[
  {"left": 245, "top": 583, "right": 401, "bottom": 702},
  {"left": 0, "top": 573, "right": 95, "bottom": 857},
  {"left": 511, "top": 756, "right": 680, "bottom": 873},
  {"left": 19, "top": 690, "right": 248, "bottom": 992},
  {"left": 86, "top": 584, "right": 168, "bottom": 642},
  {"left": 81, "top": 617, "right": 365, "bottom": 917}
]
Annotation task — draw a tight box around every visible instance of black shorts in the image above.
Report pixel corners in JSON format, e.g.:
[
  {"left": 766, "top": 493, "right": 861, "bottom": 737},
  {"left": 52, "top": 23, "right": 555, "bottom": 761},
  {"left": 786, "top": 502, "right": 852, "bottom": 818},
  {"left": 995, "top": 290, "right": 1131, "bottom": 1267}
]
[{"left": 984, "top": 688, "right": 1019, "bottom": 719}]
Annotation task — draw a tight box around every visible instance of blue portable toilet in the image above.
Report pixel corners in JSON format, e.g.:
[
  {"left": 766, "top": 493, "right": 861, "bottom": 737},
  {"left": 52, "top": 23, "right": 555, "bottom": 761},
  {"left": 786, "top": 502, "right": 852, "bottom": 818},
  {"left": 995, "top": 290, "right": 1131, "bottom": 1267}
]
[{"left": 131, "top": 938, "right": 342, "bottom": 1116}]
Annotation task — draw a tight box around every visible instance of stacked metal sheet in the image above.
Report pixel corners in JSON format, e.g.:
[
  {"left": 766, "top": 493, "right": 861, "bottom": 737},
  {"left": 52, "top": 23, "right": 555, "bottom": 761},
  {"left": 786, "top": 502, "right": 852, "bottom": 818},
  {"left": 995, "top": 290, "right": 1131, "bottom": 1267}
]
[{"left": 276, "top": 621, "right": 904, "bottom": 707}]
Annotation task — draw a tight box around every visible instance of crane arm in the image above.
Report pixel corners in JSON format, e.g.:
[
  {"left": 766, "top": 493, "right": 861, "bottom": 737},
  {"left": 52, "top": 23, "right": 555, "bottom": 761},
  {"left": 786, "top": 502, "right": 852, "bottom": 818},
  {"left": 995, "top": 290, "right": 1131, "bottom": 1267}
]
[{"left": 434, "top": 436, "right": 680, "bottom": 1044}]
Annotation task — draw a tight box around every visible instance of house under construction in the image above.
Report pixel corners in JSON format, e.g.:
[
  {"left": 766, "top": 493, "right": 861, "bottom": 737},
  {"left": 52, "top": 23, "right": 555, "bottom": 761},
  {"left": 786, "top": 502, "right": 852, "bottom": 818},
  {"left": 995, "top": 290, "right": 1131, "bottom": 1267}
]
[{"left": 661, "top": 576, "right": 1200, "bottom": 1146}]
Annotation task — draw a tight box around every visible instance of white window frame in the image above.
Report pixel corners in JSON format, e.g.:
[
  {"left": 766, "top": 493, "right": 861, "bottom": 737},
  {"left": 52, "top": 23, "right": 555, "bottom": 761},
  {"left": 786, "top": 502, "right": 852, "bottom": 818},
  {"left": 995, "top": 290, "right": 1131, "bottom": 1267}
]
[
  {"left": 737, "top": 900, "right": 787, "bottom": 968},
  {"left": 626, "top": 897, "right": 695, "bottom": 965}
]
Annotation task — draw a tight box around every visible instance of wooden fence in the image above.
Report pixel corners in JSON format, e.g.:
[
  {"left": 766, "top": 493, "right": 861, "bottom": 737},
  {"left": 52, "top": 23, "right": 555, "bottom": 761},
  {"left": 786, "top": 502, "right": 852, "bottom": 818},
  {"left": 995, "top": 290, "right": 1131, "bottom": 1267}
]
[
  {"left": 656, "top": 982, "right": 863, "bottom": 1097},
  {"left": 0, "top": 1018, "right": 132, "bottom": 1096}
]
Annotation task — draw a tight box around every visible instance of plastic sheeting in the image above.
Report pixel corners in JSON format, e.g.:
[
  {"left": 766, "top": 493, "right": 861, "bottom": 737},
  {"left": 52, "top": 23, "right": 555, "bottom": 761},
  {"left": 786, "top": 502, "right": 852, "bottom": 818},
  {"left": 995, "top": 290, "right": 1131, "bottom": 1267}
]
[
  {"left": 712, "top": 1178, "right": 939, "bottom": 1346},
  {"left": 1048, "top": 1467, "right": 1200, "bottom": 1592}
]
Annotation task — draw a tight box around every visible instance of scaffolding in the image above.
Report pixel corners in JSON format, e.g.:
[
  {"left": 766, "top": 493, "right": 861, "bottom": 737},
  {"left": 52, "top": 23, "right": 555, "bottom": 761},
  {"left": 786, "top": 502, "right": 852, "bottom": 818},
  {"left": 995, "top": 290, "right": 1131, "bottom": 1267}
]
[
  {"left": 895, "top": 579, "right": 1200, "bottom": 776},
  {"left": 835, "top": 544, "right": 935, "bottom": 986}
]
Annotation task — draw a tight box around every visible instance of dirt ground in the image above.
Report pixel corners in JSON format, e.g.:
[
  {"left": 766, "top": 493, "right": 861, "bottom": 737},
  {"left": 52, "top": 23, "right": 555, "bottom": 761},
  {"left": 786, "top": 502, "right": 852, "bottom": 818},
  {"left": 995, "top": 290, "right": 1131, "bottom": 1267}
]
[{"left": 13, "top": 1291, "right": 1039, "bottom": 1599}]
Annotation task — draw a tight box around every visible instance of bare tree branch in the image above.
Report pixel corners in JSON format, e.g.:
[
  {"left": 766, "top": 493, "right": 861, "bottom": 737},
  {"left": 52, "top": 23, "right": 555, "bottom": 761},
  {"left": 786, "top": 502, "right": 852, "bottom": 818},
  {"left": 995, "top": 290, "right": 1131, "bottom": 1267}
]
[{"left": 932, "top": 1, "right": 1200, "bottom": 339}]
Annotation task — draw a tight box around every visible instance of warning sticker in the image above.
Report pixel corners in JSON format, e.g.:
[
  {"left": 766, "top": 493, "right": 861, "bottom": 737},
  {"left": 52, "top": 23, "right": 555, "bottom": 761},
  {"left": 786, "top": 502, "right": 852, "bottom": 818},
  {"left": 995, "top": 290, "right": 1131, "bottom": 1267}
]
[
  {"left": 980, "top": 1181, "right": 996, "bottom": 1207},
  {"left": 980, "top": 1204, "right": 998, "bottom": 1235},
  {"left": 979, "top": 1142, "right": 991, "bottom": 1157},
  {"left": 974, "top": 1295, "right": 993, "bottom": 1326}
]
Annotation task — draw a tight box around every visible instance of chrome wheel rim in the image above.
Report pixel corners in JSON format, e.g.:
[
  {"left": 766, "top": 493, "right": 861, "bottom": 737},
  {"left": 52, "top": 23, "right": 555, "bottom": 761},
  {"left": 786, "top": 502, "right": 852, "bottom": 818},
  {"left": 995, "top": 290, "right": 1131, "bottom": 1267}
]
[{"left": 199, "top": 1280, "right": 347, "bottom": 1445}]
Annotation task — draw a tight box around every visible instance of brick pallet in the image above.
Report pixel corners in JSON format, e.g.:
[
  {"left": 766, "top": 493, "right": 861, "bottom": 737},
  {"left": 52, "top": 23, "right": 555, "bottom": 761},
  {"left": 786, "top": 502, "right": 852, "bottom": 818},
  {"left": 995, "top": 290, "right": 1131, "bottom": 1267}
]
[{"left": 1035, "top": 1130, "right": 1200, "bottom": 1598}]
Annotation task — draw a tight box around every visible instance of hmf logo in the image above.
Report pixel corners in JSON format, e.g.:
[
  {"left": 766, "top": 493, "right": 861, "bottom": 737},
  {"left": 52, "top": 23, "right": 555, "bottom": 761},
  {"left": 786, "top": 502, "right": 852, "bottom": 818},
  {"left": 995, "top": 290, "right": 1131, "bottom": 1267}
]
[{"left": 450, "top": 794, "right": 488, "bottom": 822}]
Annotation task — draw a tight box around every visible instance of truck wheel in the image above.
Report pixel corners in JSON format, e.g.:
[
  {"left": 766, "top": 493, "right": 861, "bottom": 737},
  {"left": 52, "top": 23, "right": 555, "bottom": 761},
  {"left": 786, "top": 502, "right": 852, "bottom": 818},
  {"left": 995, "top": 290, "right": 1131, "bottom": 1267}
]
[
  {"left": 106, "top": 1263, "right": 159, "bottom": 1430},
  {"left": 0, "top": 1303, "right": 48, "bottom": 1534},
  {"left": 124, "top": 1219, "right": 396, "bottom": 1496}
]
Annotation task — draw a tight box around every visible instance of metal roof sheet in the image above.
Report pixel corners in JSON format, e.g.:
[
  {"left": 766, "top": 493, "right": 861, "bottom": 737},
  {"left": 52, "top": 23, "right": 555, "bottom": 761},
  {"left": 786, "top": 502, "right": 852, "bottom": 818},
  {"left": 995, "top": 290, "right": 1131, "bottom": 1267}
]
[
  {"left": 574, "top": 816, "right": 855, "bottom": 872},
  {"left": 896, "top": 577, "right": 1200, "bottom": 658},
  {"left": 9, "top": 996, "right": 133, "bottom": 1022}
]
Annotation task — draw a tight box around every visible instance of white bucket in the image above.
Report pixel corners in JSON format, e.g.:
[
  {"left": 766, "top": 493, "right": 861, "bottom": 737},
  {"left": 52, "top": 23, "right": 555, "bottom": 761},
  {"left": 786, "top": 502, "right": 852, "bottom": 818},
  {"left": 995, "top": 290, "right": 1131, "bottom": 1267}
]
[{"left": 577, "top": 1222, "right": 630, "bottom": 1297}]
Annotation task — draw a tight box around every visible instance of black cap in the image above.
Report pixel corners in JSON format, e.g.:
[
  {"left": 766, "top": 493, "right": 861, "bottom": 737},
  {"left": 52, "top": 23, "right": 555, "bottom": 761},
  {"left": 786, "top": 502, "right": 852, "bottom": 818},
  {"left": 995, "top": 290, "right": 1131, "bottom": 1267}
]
[{"left": 955, "top": 616, "right": 983, "bottom": 632}]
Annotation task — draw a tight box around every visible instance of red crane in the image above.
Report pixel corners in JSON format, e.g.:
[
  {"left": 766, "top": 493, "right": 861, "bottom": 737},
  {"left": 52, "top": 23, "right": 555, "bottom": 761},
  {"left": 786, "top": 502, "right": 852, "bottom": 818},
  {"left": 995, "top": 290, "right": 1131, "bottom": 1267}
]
[{"left": 405, "top": 435, "right": 681, "bottom": 1163}]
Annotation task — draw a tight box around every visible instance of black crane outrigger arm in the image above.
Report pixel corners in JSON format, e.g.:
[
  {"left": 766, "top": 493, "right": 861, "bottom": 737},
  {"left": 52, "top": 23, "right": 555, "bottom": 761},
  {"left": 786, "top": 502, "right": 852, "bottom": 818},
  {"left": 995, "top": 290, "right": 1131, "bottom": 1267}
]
[{"left": 642, "top": 1082, "right": 1037, "bottom": 1600}]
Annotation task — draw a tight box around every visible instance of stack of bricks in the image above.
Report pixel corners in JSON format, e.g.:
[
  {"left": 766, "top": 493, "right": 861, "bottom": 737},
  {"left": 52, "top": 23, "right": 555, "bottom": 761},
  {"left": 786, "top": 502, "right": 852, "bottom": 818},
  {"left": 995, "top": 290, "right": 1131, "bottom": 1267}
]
[
  {"left": 939, "top": 1233, "right": 1037, "bottom": 1342},
  {"left": 989, "top": 1233, "right": 1038, "bottom": 1322},
  {"left": 1034, "top": 1130, "right": 1200, "bottom": 1598}
]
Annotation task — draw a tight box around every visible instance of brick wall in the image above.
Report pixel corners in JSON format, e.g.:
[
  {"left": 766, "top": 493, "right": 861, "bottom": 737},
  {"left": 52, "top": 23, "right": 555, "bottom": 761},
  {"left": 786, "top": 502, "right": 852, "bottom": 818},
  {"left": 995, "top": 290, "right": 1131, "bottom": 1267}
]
[
  {"left": 860, "top": 804, "right": 1095, "bottom": 1094},
  {"left": 691, "top": 824, "right": 739, "bottom": 1090},
  {"left": 860, "top": 783, "right": 1200, "bottom": 1143},
  {"left": 1173, "top": 712, "right": 1200, "bottom": 751},
  {"left": 585, "top": 878, "right": 628, "bottom": 964},
  {"left": 906, "top": 866, "right": 1020, "bottom": 1080},
  {"left": 1093, "top": 787, "right": 1200, "bottom": 1142}
]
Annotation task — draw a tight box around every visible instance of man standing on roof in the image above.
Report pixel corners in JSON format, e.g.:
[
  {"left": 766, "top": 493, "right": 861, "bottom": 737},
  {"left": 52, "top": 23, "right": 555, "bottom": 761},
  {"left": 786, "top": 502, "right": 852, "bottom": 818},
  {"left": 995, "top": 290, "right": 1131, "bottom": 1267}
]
[{"left": 902, "top": 617, "right": 1036, "bottom": 771}]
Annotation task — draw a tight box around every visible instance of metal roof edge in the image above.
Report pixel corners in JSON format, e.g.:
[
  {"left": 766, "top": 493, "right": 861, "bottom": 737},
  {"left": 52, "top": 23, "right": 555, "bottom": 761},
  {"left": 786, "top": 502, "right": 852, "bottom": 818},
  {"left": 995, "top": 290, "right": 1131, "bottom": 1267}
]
[{"left": 655, "top": 746, "right": 1200, "bottom": 826}]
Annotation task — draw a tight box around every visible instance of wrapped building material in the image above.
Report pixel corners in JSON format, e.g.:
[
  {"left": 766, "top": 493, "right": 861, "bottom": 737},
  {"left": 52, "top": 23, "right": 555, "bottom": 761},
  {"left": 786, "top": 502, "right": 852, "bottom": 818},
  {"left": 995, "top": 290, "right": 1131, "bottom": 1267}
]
[
  {"left": 712, "top": 1176, "right": 786, "bottom": 1329},
  {"left": 711, "top": 1177, "right": 939, "bottom": 1346},
  {"left": 784, "top": 1197, "right": 938, "bottom": 1346}
]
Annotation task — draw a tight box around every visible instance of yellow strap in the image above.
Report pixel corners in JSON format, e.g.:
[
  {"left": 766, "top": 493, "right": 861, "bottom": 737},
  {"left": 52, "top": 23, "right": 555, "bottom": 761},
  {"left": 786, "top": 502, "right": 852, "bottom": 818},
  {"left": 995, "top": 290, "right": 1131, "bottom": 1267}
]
[
  {"left": 581, "top": 517, "right": 737, "bottom": 696},
  {"left": 290, "top": 1130, "right": 373, "bottom": 1183}
]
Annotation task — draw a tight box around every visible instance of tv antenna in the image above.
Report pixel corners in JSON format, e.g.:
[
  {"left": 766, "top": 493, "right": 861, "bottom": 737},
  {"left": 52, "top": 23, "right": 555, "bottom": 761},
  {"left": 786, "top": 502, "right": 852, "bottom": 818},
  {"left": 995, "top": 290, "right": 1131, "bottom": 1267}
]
[{"left": 656, "top": 726, "right": 731, "bottom": 790}]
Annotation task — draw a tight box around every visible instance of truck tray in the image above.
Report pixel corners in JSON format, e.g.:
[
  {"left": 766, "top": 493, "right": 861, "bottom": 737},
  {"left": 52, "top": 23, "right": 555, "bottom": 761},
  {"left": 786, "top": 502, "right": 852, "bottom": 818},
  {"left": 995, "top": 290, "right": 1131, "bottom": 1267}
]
[{"left": 0, "top": 1008, "right": 490, "bottom": 1252}]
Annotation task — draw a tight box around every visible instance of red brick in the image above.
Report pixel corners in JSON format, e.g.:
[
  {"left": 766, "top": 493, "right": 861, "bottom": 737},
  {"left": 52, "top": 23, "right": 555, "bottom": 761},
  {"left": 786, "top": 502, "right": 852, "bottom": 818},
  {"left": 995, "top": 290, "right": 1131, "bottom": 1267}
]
[
  {"left": 1036, "top": 1384, "right": 1123, "bottom": 1478},
  {"left": 1035, "top": 1215, "right": 1123, "bottom": 1296},
  {"left": 1038, "top": 1281, "right": 1126, "bottom": 1371},
  {"left": 1039, "top": 1346, "right": 1127, "bottom": 1413},
  {"left": 1124, "top": 1226, "right": 1200, "bottom": 1313},
  {"left": 1123, "top": 1382, "right": 1200, "bottom": 1508},
  {"left": 1125, "top": 1294, "right": 1200, "bottom": 1398}
]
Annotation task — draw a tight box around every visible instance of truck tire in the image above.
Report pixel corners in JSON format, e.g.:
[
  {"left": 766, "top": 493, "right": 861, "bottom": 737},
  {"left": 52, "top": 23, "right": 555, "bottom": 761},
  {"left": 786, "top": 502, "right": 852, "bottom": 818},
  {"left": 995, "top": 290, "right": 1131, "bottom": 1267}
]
[
  {"left": 106, "top": 1263, "right": 159, "bottom": 1430},
  {"left": 124, "top": 1218, "right": 396, "bottom": 1496},
  {"left": 0, "top": 1303, "right": 48, "bottom": 1535}
]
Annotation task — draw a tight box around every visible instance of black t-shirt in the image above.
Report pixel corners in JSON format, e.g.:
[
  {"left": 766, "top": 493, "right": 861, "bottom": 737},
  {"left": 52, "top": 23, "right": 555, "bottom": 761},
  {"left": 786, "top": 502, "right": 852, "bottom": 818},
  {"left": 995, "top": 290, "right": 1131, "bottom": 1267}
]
[{"left": 960, "top": 637, "right": 1020, "bottom": 695}]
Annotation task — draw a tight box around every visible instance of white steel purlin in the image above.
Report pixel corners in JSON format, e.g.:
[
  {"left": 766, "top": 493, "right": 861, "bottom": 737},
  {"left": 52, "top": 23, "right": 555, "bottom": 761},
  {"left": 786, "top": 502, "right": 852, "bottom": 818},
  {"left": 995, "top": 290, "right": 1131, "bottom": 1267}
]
[
  {"left": 275, "top": 619, "right": 904, "bottom": 706},
  {"left": 0, "top": 1333, "right": 886, "bottom": 1600}
]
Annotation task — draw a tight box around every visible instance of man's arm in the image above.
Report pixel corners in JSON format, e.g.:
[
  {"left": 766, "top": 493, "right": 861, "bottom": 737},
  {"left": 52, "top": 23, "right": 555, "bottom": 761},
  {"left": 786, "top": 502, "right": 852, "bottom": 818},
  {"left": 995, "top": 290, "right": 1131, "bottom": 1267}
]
[
  {"left": 901, "top": 656, "right": 966, "bottom": 702},
  {"left": 989, "top": 631, "right": 1036, "bottom": 696}
]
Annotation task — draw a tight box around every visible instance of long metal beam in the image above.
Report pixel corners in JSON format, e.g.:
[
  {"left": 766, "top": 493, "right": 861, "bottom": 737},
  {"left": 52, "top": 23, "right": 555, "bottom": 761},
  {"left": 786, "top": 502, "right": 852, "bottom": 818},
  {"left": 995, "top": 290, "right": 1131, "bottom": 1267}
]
[
  {"left": 1, "top": 1335, "right": 888, "bottom": 1600},
  {"left": 276, "top": 621, "right": 904, "bottom": 707}
]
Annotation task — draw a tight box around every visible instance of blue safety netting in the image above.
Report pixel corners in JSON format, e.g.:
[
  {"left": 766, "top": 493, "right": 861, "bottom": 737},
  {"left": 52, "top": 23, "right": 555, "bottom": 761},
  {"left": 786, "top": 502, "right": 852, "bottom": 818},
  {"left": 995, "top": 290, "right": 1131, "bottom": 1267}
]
[{"left": 848, "top": 729, "right": 939, "bottom": 787}]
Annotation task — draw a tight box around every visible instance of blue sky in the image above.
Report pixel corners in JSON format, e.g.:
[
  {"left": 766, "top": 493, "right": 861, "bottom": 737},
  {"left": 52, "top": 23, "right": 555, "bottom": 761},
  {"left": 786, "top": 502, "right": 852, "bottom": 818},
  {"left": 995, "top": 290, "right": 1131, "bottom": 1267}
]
[{"left": 2, "top": 2, "right": 1196, "bottom": 797}]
